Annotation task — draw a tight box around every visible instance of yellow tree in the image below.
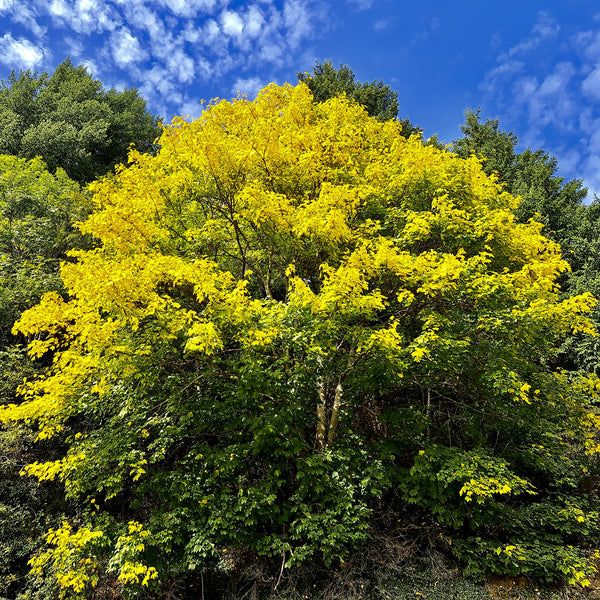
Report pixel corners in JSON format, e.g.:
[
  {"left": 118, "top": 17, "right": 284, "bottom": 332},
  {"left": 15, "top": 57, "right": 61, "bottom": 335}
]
[{"left": 3, "top": 83, "right": 600, "bottom": 597}]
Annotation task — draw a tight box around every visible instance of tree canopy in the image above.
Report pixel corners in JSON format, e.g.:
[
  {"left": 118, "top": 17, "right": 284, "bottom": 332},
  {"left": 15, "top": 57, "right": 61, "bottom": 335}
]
[
  {"left": 0, "top": 155, "right": 90, "bottom": 346},
  {"left": 453, "top": 109, "right": 588, "bottom": 242},
  {"left": 0, "top": 59, "right": 161, "bottom": 184},
  {"left": 0, "top": 60, "right": 158, "bottom": 599},
  {"left": 0, "top": 155, "right": 91, "bottom": 599},
  {"left": 453, "top": 110, "right": 600, "bottom": 374},
  {"left": 298, "top": 60, "right": 419, "bottom": 136},
  {"left": 3, "top": 84, "right": 600, "bottom": 598}
]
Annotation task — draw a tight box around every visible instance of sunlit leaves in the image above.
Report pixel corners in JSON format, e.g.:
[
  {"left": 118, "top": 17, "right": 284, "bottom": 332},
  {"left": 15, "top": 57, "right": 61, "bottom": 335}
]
[{"left": 4, "top": 82, "right": 600, "bottom": 593}]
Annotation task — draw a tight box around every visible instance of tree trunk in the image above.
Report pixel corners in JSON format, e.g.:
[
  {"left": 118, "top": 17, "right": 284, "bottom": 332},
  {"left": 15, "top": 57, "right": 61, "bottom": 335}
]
[
  {"left": 316, "top": 373, "right": 327, "bottom": 450},
  {"left": 327, "top": 379, "right": 343, "bottom": 446}
]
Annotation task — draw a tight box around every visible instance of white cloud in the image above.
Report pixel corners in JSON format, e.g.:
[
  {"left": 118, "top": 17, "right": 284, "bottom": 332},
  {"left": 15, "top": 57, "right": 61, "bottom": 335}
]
[
  {"left": 221, "top": 10, "right": 244, "bottom": 37},
  {"left": 137, "top": 63, "right": 212, "bottom": 122},
  {"left": 158, "top": 39, "right": 196, "bottom": 82},
  {"left": 81, "top": 58, "right": 100, "bottom": 77},
  {"left": 64, "top": 36, "right": 85, "bottom": 57},
  {"left": 553, "top": 146, "right": 580, "bottom": 175},
  {"left": 583, "top": 67, "right": 600, "bottom": 102},
  {"left": 520, "top": 62, "right": 576, "bottom": 128},
  {"left": 480, "top": 14, "right": 571, "bottom": 121},
  {"left": 283, "top": 0, "right": 315, "bottom": 49},
  {"left": 116, "top": 5, "right": 196, "bottom": 84},
  {"left": 539, "top": 61, "right": 574, "bottom": 96},
  {"left": 194, "top": 56, "right": 213, "bottom": 80},
  {"left": 509, "top": 77, "right": 575, "bottom": 146},
  {"left": 0, "top": 0, "right": 327, "bottom": 125},
  {"left": 121, "top": 2, "right": 165, "bottom": 40},
  {"left": 478, "top": 12, "right": 600, "bottom": 200},
  {"left": 479, "top": 59, "right": 524, "bottom": 95},
  {"left": 374, "top": 18, "right": 393, "bottom": 32},
  {"left": 244, "top": 5, "right": 264, "bottom": 38},
  {"left": 48, "top": 0, "right": 69, "bottom": 19},
  {"left": 531, "top": 11, "right": 560, "bottom": 38},
  {"left": 181, "top": 21, "right": 202, "bottom": 43},
  {"left": 0, "top": 33, "right": 45, "bottom": 69},
  {"left": 35, "top": 0, "right": 119, "bottom": 33},
  {"left": 157, "top": 0, "right": 222, "bottom": 18},
  {"left": 575, "top": 30, "right": 600, "bottom": 62},
  {"left": 71, "top": 0, "right": 117, "bottom": 33},
  {"left": 510, "top": 74, "right": 537, "bottom": 98},
  {"left": 505, "top": 11, "right": 559, "bottom": 57},
  {"left": 111, "top": 27, "right": 147, "bottom": 68},
  {"left": 588, "top": 126, "right": 600, "bottom": 155},
  {"left": 202, "top": 18, "right": 224, "bottom": 47},
  {"left": 231, "top": 76, "right": 265, "bottom": 99},
  {"left": 179, "top": 98, "right": 205, "bottom": 119},
  {"left": 3, "top": 2, "right": 47, "bottom": 38},
  {"left": 142, "top": 66, "right": 175, "bottom": 96},
  {"left": 258, "top": 42, "right": 284, "bottom": 64},
  {"left": 162, "top": 0, "right": 323, "bottom": 83}
]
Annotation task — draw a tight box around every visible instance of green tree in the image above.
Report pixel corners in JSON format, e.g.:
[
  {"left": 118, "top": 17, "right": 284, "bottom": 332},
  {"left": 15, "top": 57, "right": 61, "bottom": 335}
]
[
  {"left": 0, "top": 155, "right": 90, "bottom": 346},
  {"left": 0, "top": 58, "right": 162, "bottom": 184},
  {"left": 453, "top": 110, "right": 600, "bottom": 374},
  {"left": 4, "top": 84, "right": 600, "bottom": 598},
  {"left": 0, "top": 155, "right": 90, "bottom": 599},
  {"left": 452, "top": 109, "right": 517, "bottom": 184},
  {"left": 298, "top": 60, "right": 419, "bottom": 135},
  {"left": 0, "top": 61, "right": 159, "bottom": 598},
  {"left": 453, "top": 109, "right": 588, "bottom": 244}
]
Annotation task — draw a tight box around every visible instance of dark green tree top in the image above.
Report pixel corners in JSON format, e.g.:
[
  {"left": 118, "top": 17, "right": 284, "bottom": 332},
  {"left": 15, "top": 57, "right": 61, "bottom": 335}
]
[
  {"left": 452, "top": 109, "right": 518, "bottom": 184},
  {"left": 453, "top": 109, "right": 587, "bottom": 242},
  {"left": 0, "top": 58, "right": 162, "bottom": 184},
  {"left": 298, "top": 60, "right": 419, "bottom": 135}
]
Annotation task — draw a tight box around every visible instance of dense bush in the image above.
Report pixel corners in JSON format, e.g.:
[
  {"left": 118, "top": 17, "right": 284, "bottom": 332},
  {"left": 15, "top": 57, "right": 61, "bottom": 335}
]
[{"left": 3, "top": 83, "right": 600, "bottom": 598}]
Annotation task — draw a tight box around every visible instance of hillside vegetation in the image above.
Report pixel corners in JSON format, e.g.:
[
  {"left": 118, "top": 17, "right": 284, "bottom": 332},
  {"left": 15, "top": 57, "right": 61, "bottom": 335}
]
[{"left": 1, "top": 62, "right": 600, "bottom": 600}]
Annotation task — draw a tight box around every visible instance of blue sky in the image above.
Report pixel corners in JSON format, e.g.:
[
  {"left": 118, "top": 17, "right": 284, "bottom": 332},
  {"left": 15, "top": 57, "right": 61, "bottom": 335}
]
[{"left": 1, "top": 0, "right": 600, "bottom": 197}]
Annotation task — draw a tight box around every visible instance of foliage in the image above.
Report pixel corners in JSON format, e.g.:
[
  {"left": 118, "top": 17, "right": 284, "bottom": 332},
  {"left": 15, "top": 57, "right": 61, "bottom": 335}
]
[
  {"left": 298, "top": 60, "right": 419, "bottom": 135},
  {"left": 3, "top": 83, "right": 600, "bottom": 597},
  {"left": 0, "top": 60, "right": 157, "bottom": 594},
  {"left": 0, "top": 423, "right": 63, "bottom": 600},
  {"left": 0, "top": 155, "right": 91, "bottom": 600},
  {"left": 453, "top": 110, "right": 600, "bottom": 374},
  {"left": 0, "top": 155, "right": 90, "bottom": 346},
  {"left": 453, "top": 110, "right": 588, "bottom": 243},
  {"left": 0, "top": 59, "right": 161, "bottom": 183}
]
